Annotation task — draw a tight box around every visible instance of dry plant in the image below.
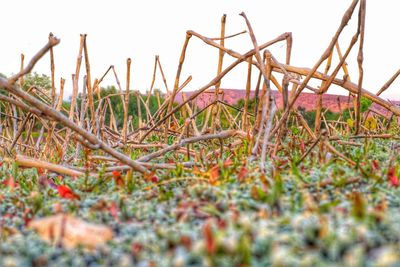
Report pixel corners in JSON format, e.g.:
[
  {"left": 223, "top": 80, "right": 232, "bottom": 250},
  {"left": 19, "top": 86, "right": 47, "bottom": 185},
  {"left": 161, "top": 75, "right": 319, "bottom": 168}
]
[{"left": 0, "top": 0, "right": 398, "bottom": 177}]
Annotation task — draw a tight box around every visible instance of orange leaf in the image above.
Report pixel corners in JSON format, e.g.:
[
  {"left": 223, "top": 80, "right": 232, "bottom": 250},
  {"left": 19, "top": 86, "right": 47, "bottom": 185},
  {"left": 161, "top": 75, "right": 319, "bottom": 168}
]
[
  {"left": 238, "top": 165, "right": 248, "bottom": 182},
  {"left": 209, "top": 165, "right": 220, "bottom": 185},
  {"left": 223, "top": 158, "right": 233, "bottom": 167},
  {"left": 144, "top": 171, "right": 158, "bottom": 183}
]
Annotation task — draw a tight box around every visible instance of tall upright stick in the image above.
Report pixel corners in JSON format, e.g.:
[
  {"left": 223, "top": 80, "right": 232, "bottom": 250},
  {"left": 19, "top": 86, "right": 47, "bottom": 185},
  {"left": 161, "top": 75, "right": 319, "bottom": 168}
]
[
  {"left": 212, "top": 14, "right": 226, "bottom": 132},
  {"left": 63, "top": 34, "right": 85, "bottom": 155},
  {"left": 355, "top": 0, "right": 366, "bottom": 134},
  {"left": 164, "top": 33, "right": 191, "bottom": 141},
  {"left": 49, "top": 32, "right": 56, "bottom": 103},
  {"left": 242, "top": 57, "right": 252, "bottom": 131},
  {"left": 83, "top": 34, "right": 95, "bottom": 132},
  {"left": 122, "top": 58, "right": 131, "bottom": 144}
]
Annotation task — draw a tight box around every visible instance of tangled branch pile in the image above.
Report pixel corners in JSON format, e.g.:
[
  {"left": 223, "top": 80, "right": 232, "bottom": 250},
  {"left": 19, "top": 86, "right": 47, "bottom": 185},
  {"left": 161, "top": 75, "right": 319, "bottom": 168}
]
[{"left": 0, "top": 0, "right": 398, "bottom": 178}]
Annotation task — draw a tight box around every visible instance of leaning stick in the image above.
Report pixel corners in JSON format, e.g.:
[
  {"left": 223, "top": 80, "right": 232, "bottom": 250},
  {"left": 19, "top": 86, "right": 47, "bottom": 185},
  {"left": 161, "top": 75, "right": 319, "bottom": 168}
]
[
  {"left": 315, "top": 27, "right": 360, "bottom": 132},
  {"left": 138, "top": 130, "right": 239, "bottom": 162},
  {"left": 181, "top": 93, "right": 200, "bottom": 136},
  {"left": 212, "top": 14, "right": 227, "bottom": 131},
  {"left": 242, "top": 58, "right": 252, "bottom": 131},
  {"left": 13, "top": 154, "right": 84, "bottom": 177},
  {"left": 156, "top": 56, "right": 170, "bottom": 95},
  {"left": 8, "top": 113, "right": 33, "bottom": 153},
  {"left": 270, "top": 62, "right": 400, "bottom": 117},
  {"left": 165, "top": 33, "right": 191, "bottom": 140},
  {"left": 210, "top": 30, "right": 247, "bottom": 40},
  {"left": 335, "top": 42, "right": 352, "bottom": 81},
  {"left": 240, "top": 12, "right": 277, "bottom": 168},
  {"left": 272, "top": 0, "right": 360, "bottom": 137},
  {"left": 376, "top": 68, "right": 400, "bottom": 96},
  {"left": 83, "top": 34, "right": 95, "bottom": 132},
  {"left": 63, "top": 34, "right": 85, "bottom": 152},
  {"left": 49, "top": 32, "right": 56, "bottom": 102},
  {"left": 315, "top": 49, "right": 333, "bottom": 134},
  {"left": 146, "top": 55, "right": 158, "bottom": 108}
]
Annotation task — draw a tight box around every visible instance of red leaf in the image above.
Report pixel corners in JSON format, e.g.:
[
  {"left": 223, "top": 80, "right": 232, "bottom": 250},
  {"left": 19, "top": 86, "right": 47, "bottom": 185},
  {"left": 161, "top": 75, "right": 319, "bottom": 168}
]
[
  {"left": 112, "top": 170, "right": 121, "bottom": 179},
  {"left": 388, "top": 167, "right": 399, "bottom": 187},
  {"left": 37, "top": 167, "right": 45, "bottom": 175},
  {"left": 180, "top": 235, "right": 192, "bottom": 250},
  {"left": 203, "top": 221, "right": 216, "bottom": 254},
  {"left": 131, "top": 242, "right": 143, "bottom": 256},
  {"left": 300, "top": 140, "right": 305, "bottom": 154},
  {"left": 57, "top": 185, "right": 80, "bottom": 200},
  {"left": 109, "top": 201, "right": 120, "bottom": 223},
  {"left": 2, "top": 177, "right": 18, "bottom": 189},
  {"left": 112, "top": 170, "right": 124, "bottom": 186},
  {"left": 144, "top": 171, "right": 158, "bottom": 183},
  {"left": 372, "top": 160, "right": 380, "bottom": 171}
]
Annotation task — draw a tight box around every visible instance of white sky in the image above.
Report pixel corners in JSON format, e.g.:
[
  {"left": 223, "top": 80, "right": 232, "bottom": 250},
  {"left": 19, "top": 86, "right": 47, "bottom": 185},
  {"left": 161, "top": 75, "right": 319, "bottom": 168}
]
[{"left": 1, "top": 0, "right": 399, "bottom": 100}]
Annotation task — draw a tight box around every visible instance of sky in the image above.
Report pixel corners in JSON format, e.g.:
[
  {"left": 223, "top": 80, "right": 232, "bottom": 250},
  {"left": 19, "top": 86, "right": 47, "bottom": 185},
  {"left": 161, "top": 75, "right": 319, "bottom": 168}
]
[{"left": 1, "top": 0, "right": 400, "bottom": 100}]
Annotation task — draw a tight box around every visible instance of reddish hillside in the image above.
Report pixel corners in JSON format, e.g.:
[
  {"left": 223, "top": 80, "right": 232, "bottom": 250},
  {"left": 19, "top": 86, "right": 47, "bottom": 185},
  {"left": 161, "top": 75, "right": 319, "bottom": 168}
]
[
  {"left": 175, "top": 89, "right": 354, "bottom": 112},
  {"left": 175, "top": 89, "right": 400, "bottom": 118}
]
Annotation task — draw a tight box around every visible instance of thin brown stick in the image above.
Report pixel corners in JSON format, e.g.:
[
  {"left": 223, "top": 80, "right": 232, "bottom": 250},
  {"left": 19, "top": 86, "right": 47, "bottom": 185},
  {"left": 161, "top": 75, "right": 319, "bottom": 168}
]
[
  {"left": 242, "top": 57, "right": 252, "bottom": 131},
  {"left": 122, "top": 58, "right": 131, "bottom": 144},
  {"left": 9, "top": 36, "right": 60, "bottom": 85},
  {"left": 83, "top": 34, "right": 95, "bottom": 133},
  {"left": 138, "top": 130, "right": 239, "bottom": 162},
  {"left": 13, "top": 154, "right": 84, "bottom": 177},
  {"left": 49, "top": 32, "right": 56, "bottom": 102},
  {"left": 165, "top": 33, "right": 192, "bottom": 140},
  {"left": 355, "top": 0, "right": 366, "bottom": 134}
]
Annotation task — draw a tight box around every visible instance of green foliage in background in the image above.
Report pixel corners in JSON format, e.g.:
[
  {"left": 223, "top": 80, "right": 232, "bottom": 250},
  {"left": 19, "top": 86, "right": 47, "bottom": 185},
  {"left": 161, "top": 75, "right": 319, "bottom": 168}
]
[
  {"left": 22, "top": 73, "right": 52, "bottom": 91},
  {"left": 76, "top": 86, "right": 163, "bottom": 128}
]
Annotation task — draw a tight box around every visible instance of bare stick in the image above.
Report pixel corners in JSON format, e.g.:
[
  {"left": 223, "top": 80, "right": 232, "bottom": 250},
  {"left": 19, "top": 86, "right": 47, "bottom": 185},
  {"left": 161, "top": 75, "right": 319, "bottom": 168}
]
[
  {"left": 165, "top": 33, "right": 192, "bottom": 140},
  {"left": 240, "top": 12, "right": 276, "bottom": 167},
  {"left": 156, "top": 56, "right": 170, "bottom": 94},
  {"left": 122, "top": 58, "right": 131, "bottom": 144},
  {"left": 63, "top": 34, "right": 85, "bottom": 152},
  {"left": 242, "top": 57, "right": 252, "bottom": 131},
  {"left": 13, "top": 154, "right": 84, "bottom": 177},
  {"left": 271, "top": 62, "right": 400, "bottom": 116},
  {"left": 212, "top": 14, "right": 227, "bottom": 132},
  {"left": 49, "top": 32, "right": 56, "bottom": 102},
  {"left": 138, "top": 130, "right": 239, "bottom": 162},
  {"left": 355, "top": 0, "right": 366, "bottom": 134},
  {"left": 376, "top": 68, "right": 400, "bottom": 96},
  {"left": 272, "top": 0, "right": 360, "bottom": 137},
  {"left": 83, "top": 34, "right": 96, "bottom": 133},
  {"left": 8, "top": 113, "right": 33, "bottom": 153},
  {"left": 146, "top": 55, "right": 158, "bottom": 107},
  {"left": 19, "top": 53, "right": 25, "bottom": 87},
  {"left": 9, "top": 36, "right": 60, "bottom": 85},
  {"left": 210, "top": 30, "right": 246, "bottom": 40}
]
